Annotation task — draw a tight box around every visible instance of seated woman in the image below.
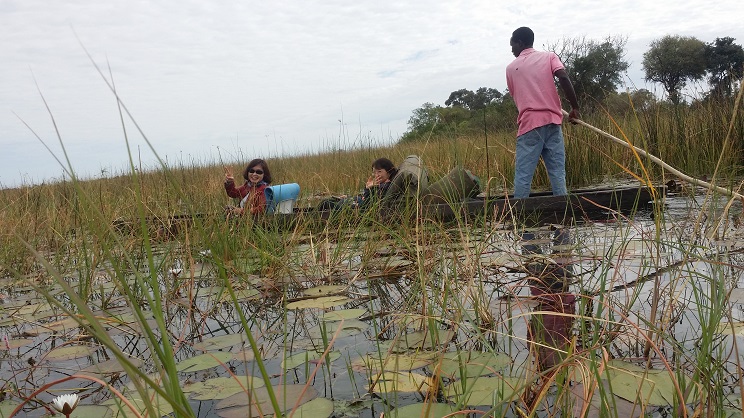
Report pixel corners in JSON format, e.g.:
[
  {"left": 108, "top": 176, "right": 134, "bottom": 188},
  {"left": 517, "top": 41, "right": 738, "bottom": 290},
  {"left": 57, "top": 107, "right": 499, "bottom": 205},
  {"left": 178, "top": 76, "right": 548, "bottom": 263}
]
[
  {"left": 358, "top": 157, "right": 398, "bottom": 208},
  {"left": 224, "top": 158, "right": 272, "bottom": 216}
]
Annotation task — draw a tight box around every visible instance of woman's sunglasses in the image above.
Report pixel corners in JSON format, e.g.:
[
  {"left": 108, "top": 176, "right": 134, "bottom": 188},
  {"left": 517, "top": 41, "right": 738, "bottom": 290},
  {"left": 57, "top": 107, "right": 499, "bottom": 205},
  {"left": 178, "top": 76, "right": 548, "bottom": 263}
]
[{"left": 248, "top": 168, "right": 264, "bottom": 175}]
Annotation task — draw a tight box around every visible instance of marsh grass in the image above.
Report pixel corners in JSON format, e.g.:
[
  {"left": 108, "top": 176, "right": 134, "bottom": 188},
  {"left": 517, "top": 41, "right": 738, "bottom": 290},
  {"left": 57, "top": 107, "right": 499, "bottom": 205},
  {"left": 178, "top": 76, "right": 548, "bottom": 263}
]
[{"left": 2, "top": 87, "right": 744, "bottom": 416}]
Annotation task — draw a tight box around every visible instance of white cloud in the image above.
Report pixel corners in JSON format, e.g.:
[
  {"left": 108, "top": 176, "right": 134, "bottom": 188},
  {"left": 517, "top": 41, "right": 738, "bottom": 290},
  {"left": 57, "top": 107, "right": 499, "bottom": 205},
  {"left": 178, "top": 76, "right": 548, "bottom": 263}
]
[{"left": 1, "top": 0, "right": 743, "bottom": 186}]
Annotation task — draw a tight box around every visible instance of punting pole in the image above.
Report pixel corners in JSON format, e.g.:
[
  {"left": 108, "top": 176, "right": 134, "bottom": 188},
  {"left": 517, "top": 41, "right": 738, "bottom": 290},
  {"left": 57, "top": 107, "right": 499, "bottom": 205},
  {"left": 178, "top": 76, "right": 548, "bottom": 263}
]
[{"left": 562, "top": 109, "right": 744, "bottom": 201}]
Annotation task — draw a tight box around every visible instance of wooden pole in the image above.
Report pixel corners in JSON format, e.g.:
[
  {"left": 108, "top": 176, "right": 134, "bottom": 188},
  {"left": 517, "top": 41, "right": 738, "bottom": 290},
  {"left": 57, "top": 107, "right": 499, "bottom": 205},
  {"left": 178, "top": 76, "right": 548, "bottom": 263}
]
[{"left": 562, "top": 109, "right": 744, "bottom": 201}]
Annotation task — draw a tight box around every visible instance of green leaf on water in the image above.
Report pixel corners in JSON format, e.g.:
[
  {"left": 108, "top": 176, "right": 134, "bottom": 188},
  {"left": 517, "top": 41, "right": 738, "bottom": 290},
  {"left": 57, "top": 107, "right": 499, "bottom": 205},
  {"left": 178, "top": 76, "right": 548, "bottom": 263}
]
[
  {"left": 306, "top": 319, "right": 368, "bottom": 339},
  {"left": 215, "top": 384, "right": 318, "bottom": 417},
  {"left": 390, "top": 403, "right": 467, "bottom": 418},
  {"left": 715, "top": 321, "right": 744, "bottom": 335},
  {"left": 45, "top": 344, "right": 99, "bottom": 361},
  {"left": 286, "top": 296, "right": 350, "bottom": 310},
  {"left": 183, "top": 375, "right": 264, "bottom": 400},
  {"left": 232, "top": 347, "right": 256, "bottom": 362},
  {"left": 80, "top": 357, "right": 143, "bottom": 376},
  {"left": 0, "top": 338, "right": 34, "bottom": 350},
  {"left": 444, "top": 375, "right": 526, "bottom": 406},
  {"left": 282, "top": 350, "right": 341, "bottom": 370},
  {"left": 605, "top": 360, "right": 699, "bottom": 406},
  {"left": 321, "top": 308, "right": 366, "bottom": 321},
  {"left": 302, "top": 285, "right": 347, "bottom": 296},
  {"left": 73, "top": 405, "right": 113, "bottom": 418},
  {"left": 0, "top": 401, "right": 21, "bottom": 418},
  {"left": 437, "top": 351, "right": 511, "bottom": 378},
  {"left": 365, "top": 371, "right": 432, "bottom": 394},
  {"left": 104, "top": 390, "right": 174, "bottom": 418},
  {"left": 290, "top": 398, "right": 334, "bottom": 418},
  {"left": 353, "top": 352, "right": 435, "bottom": 372},
  {"left": 233, "top": 287, "right": 261, "bottom": 301},
  {"left": 175, "top": 351, "right": 233, "bottom": 373},
  {"left": 379, "top": 327, "right": 456, "bottom": 352},
  {"left": 193, "top": 333, "right": 246, "bottom": 351}
]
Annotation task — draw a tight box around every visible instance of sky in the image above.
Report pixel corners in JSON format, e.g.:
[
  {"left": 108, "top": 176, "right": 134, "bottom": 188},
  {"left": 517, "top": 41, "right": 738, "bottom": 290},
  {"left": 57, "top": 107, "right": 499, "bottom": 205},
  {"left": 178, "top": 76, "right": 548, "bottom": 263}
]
[{"left": 2, "top": 0, "right": 743, "bottom": 188}]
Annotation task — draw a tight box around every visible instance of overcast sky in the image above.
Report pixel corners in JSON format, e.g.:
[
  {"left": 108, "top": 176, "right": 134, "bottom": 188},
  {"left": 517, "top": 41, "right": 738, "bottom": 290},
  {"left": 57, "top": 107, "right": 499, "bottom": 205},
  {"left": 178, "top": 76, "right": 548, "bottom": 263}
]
[{"left": 2, "top": 0, "right": 742, "bottom": 188}]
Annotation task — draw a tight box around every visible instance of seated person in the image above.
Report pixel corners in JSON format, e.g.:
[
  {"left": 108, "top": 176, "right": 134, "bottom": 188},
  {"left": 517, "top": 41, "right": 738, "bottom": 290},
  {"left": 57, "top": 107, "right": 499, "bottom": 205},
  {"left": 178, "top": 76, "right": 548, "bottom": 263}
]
[
  {"left": 319, "top": 156, "right": 426, "bottom": 211},
  {"left": 224, "top": 158, "right": 272, "bottom": 216},
  {"left": 358, "top": 158, "right": 398, "bottom": 208}
]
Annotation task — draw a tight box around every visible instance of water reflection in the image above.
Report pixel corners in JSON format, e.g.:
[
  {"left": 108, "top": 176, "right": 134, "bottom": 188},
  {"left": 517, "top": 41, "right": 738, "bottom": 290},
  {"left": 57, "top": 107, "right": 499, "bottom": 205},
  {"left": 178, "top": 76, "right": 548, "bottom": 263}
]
[{"left": 521, "top": 227, "right": 576, "bottom": 374}]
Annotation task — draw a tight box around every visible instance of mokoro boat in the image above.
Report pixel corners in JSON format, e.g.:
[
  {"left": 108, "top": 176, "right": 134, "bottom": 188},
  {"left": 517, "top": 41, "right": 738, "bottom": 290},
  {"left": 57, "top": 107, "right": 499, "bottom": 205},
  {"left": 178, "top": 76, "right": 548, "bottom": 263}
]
[
  {"left": 113, "top": 183, "right": 667, "bottom": 237},
  {"left": 297, "top": 182, "right": 667, "bottom": 225},
  {"left": 421, "top": 183, "right": 666, "bottom": 223}
]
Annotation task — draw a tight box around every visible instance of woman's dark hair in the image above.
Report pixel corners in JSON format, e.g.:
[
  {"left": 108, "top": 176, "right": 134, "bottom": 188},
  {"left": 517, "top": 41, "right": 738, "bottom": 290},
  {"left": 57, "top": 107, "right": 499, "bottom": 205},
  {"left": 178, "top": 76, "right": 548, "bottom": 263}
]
[
  {"left": 243, "top": 158, "right": 272, "bottom": 184},
  {"left": 372, "top": 158, "right": 398, "bottom": 179},
  {"left": 511, "top": 27, "right": 534, "bottom": 47}
]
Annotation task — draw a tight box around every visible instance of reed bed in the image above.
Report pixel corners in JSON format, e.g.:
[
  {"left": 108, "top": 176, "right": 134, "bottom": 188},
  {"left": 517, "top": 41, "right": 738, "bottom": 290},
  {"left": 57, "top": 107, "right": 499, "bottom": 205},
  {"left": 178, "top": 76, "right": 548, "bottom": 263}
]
[{"left": 0, "top": 96, "right": 743, "bottom": 417}]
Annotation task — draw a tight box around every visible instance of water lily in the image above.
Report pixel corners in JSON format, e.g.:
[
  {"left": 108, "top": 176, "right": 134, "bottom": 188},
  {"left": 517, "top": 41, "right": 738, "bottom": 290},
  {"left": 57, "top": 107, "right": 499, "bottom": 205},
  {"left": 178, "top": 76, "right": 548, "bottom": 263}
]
[{"left": 51, "top": 393, "right": 79, "bottom": 417}]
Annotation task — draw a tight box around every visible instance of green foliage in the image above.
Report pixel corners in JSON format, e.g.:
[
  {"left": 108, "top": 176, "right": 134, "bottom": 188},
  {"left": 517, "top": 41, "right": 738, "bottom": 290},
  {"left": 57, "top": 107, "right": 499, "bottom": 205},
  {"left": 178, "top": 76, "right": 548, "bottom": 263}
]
[
  {"left": 705, "top": 37, "right": 744, "bottom": 98},
  {"left": 400, "top": 90, "right": 516, "bottom": 142},
  {"left": 445, "top": 87, "right": 502, "bottom": 110},
  {"left": 548, "top": 35, "right": 629, "bottom": 103},
  {"left": 642, "top": 35, "right": 707, "bottom": 104},
  {"left": 401, "top": 102, "right": 440, "bottom": 141}
]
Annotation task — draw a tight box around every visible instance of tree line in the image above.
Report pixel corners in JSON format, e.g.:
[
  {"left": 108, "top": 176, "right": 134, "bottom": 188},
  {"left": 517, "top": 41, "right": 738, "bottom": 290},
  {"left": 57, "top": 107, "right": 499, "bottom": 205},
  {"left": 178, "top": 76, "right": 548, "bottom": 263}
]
[{"left": 401, "top": 34, "right": 744, "bottom": 142}]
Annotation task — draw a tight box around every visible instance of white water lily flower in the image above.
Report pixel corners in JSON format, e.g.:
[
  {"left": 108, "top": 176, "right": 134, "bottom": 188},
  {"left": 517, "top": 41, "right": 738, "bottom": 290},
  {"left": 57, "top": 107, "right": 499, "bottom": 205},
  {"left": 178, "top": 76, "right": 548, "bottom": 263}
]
[
  {"left": 51, "top": 393, "right": 79, "bottom": 416},
  {"left": 169, "top": 267, "right": 183, "bottom": 277}
]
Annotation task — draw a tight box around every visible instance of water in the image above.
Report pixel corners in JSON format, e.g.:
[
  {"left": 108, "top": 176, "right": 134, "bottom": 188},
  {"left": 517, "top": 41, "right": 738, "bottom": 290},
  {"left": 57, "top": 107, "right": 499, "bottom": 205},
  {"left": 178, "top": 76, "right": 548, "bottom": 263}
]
[{"left": 2, "top": 190, "right": 744, "bottom": 417}]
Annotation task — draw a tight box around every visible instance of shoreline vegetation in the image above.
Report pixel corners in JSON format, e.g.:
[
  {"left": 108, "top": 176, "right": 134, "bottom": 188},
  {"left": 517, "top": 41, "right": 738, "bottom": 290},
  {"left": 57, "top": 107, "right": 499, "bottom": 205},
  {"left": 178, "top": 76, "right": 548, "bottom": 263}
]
[
  {"left": 1, "top": 95, "right": 744, "bottom": 416},
  {"left": 2, "top": 97, "right": 743, "bottom": 253}
]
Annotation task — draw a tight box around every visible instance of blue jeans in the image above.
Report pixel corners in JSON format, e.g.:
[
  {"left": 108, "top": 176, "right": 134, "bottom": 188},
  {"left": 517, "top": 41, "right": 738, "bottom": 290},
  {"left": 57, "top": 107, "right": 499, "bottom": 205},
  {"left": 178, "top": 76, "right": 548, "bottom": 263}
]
[{"left": 514, "top": 124, "right": 567, "bottom": 199}]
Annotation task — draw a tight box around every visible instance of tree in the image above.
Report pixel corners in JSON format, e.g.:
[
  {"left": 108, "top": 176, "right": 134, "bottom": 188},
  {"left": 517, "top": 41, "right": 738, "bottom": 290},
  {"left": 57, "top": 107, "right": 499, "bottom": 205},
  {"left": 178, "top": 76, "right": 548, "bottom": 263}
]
[
  {"left": 642, "top": 35, "right": 707, "bottom": 104},
  {"left": 705, "top": 37, "right": 744, "bottom": 97},
  {"left": 401, "top": 102, "right": 441, "bottom": 141},
  {"left": 445, "top": 87, "right": 503, "bottom": 111},
  {"left": 547, "top": 35, "right": 629, "bottom": 103}
]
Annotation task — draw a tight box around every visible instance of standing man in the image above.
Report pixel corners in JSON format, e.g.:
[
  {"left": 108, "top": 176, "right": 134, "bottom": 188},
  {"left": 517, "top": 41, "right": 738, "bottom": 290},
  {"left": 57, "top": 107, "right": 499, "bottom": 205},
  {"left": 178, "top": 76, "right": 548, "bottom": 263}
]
[{"left": 506, "top": 27, "right": 580, "bottom": 199}]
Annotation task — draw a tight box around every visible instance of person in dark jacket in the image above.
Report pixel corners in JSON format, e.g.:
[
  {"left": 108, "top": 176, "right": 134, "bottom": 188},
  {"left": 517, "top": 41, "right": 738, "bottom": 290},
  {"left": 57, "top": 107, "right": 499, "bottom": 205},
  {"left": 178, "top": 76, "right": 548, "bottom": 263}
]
[
  {"left": 224, "top": 158, "right": 272, "bottom": 216},
  {"left": 359, "top": 158, "right": 398, "bottom": 207}
]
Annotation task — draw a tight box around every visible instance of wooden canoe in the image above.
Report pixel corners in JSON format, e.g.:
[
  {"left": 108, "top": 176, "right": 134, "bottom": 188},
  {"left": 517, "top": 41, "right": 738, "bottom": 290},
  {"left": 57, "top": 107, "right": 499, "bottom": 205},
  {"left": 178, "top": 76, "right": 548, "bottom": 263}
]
[
  {"left": 113, "top": 183, "right": 667, "bottom": 237},
  {"left": 295, "top": 182, "right": 667, "bottom": 225},
  {"left": 420, "top": 183, "right": 666, "bottom": 223}
]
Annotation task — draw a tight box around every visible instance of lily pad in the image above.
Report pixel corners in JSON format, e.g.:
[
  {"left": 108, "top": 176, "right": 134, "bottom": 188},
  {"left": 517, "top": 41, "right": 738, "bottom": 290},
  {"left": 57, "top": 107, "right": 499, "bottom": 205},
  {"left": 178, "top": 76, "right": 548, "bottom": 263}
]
[
  {"left": 321, "top": 308, "right": 366, "bottom": 321},
  {"left": 80, "top": 357, "right": 143, "bottom": 376},
  {"left": 232, "top": 347, "right": 257, "bottom": 362},
  {"left": 286, "top": 296, "right": 350, "bottom": 310},
  {"left": 605, "top": 360, "right": 699, "bottom": 406},
  {"left": 14, "top": 302, "right": 54, "bottom": 317},
  {"left": 379, "top": 328, "right": 456, "bottom": 352},
  {"left": 291, "top": 398, "right": 334, "bottom": 418},
  {"left": 73, "top": 405, "right": 113, "bottom": 418},
  {"left": 302, "top": 285, "right": 347, "bottom": 296},
  {"left": 307, "top": 319, "right": 368, "bottom": 339},
  {"left": 366, "top": 371, "right": 432, "bottom": 394},
  {"left": 104, "top": 391, "right": 174, "bottom": 418},
  {"left": 0, "top": 338, "right": 34, "bottom": 350},
  {"left": 193, "top": 334, "right": 246, "bottom": 351},
  {"left": 283, "top": 350, "right": 341, "bottom": 370},
  {"left": 436, "top": 351, "right": 511, "bottom": 378},
  {"left": 390, "top": 403, "right": 468, "bottom": 418},
  {"left": 716, "top": 321, "right": 744, "bottom": 336},
  {"left": 444, "top": 375, "right": 526, "bottom": 406},
  {"left": 216, "top": 384, "right": 318, "bottom": 417},
  {"left": 45, "top": 345, "right": 99, "bottom": 361},
  {"left": 233, "top": 287, "right": 261, "bottom": 301},
  {"left": 0, "top": 400, "right": 22, "bottom": 418},
  {"left": 183, "top": 375, "right": 265, "bottom": 400},
  {"left": 353, "top": 352, "right": 435, "bottom": 372},
  {"left": 176, "top": 351, "right": 233, "bottom": 373}
]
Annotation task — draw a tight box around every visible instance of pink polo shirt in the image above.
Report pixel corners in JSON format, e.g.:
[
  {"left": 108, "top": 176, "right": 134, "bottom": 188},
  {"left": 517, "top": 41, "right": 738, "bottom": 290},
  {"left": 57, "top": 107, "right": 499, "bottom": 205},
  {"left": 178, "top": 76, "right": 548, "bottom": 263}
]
[{"left": 506, "top": 48, "right": 565, "bottom": 136}]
